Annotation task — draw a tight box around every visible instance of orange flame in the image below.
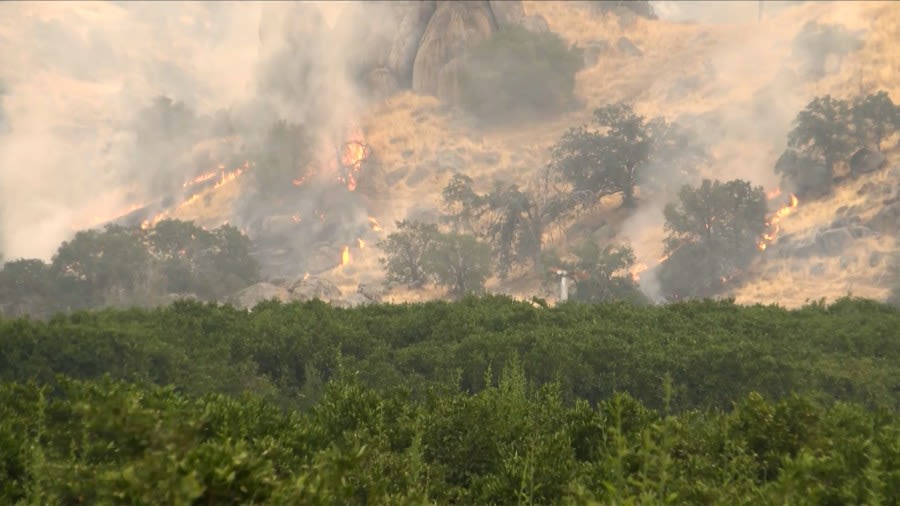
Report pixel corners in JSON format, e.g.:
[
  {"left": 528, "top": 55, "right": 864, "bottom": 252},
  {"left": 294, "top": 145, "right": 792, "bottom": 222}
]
[
  {"left": 368, "top": 217, "right": 383, "bottom": 232},
  {"left": 141, "top": 161, "right": 251, "bottom": 230},
  {"left": 629, "top": 262, "right": 649, "bottom": 282},
  {"left": 766, "top": 188, "right": 782, "bottom": 200},
  {"left": 183, "top": 169, "right": 218, "bottom": 189},
  {"left": 337, "top": 126, "right": 369, "bottom": 192},
  {"left": 292, "top": 214, "right": 302, "bottom": 223},
  {"left": 341, "top": 246, "right": 351, "bottom": 266},
  {"left": 758, "top": 194, "right": 799, "bottom": 251},
  {"left": 357, "top": 238, "right": 366, "bottom": 249}
]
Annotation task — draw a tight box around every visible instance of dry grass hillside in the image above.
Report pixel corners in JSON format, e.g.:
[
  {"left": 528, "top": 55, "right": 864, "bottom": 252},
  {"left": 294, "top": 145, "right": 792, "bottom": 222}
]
[{"left": 174, "top": 1, "right": 899, "bottom": 307}]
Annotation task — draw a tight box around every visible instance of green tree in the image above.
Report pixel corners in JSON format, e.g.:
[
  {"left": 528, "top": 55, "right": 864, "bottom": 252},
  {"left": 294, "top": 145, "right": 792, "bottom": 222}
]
[
  {"left": 775, "top": 95, "right": 854, "bottom": 198},
  {"left": 850, "top": 90, "right": 900, "bottom": 149},
  {"left": 441, "top": 174, "right": 486, "bottom": 234},
  {"left": 423, "top": 232, "right": 492, "bottom": 298},
  {"left": 205, "top": 224, "right": 260, "bottom": 298},
  {"left": 0, "top": 259, "right": 57, "bottom": 318},
  {"left": 378, "top": 220, "right": 440, "bottom": 288},
  {"left": 458, "top": 25, "right": 583, "bottom": 125},
  {"left": 50, "top": 225, "right": 155, "bottom": 309},
  {"left": 481, "top": 182, "right": 574, "bottom": 279},
  {"left": 544, "top": 242, "right": 647, "bottom": 304},
  {"left": 550, "top": 104, "right": 704, "bottom": 208},
  {"left": 658, "top": 179, "right": 768, "bottom": 300}
]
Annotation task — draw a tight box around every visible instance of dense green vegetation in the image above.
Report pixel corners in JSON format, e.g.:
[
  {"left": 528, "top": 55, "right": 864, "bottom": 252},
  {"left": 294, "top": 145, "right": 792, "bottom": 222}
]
[
  {"left": 1, "top": 296, "right": 899, "bottom": 503},
  {"left": 0, "top": 220, "right": 259, "bottom": 319}
]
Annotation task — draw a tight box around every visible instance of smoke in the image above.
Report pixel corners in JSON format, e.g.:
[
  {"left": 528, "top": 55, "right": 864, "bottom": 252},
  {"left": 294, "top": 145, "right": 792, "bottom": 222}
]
[
  {"left": 0, "top": 1, "right": 390, "bottom": 262},
  {"left": 607, "top": 1, "right": 878, "bottom": 300}
]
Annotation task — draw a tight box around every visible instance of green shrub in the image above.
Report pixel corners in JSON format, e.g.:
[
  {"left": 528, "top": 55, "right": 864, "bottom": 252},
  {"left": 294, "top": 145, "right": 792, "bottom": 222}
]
[{"left": 458, "top": 25, "right": 583, "bottom": 124}]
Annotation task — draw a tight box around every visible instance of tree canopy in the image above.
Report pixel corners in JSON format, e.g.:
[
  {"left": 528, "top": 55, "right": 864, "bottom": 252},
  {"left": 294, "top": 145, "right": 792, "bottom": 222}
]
[
  {"left": 658, "top": 179, "right": 768, "bottom": 300},
  {"left": 550, "top": 103, "right": 705, "bottom": 209}
]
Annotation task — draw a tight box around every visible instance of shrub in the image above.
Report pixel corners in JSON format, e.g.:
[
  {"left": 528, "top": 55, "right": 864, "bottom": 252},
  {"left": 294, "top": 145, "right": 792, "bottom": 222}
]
[{"left": 458, "top": 25, "right": 583, "bottom": 125}]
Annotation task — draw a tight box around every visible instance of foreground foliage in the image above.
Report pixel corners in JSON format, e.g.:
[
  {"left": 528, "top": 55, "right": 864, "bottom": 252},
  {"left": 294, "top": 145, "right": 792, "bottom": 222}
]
[
  {"left": 2, "top": 370, "right": 897, "bottom": 504},
  {"left": 1, "top": 296, "right": 899, "bottom": 502}
]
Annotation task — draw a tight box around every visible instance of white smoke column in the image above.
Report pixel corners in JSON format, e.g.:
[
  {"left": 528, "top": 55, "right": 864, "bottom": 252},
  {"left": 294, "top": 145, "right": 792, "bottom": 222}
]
[{"left": 0, "top": 1, "right": 376, "bottom": 260}]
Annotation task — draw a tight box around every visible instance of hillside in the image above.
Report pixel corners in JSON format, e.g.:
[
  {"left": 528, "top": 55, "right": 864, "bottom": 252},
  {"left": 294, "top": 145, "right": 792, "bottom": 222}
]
[{"left": 9, "top": 1, "right": 896, "bottom": 309}]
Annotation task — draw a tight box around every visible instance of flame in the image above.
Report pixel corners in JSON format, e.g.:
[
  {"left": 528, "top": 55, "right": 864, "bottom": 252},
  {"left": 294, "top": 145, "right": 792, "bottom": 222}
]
[
  {"left": 629, "top": 262, "right": 649, "bottom": 282},
  {"left": 141, "top": 161, "right": 251, "bottom": 230},
  {"left": 357, "top": 238, "right": 366, "bottom": 249},
  {"left": 292, "top": 176, "right": 307, "bottom": 186},
  {"left": 292, "top": 214, "right": 302, "bottom": 223},
  {"left": 766, "top": 188, "right": 782, "bottom": 200},
  {"left": 337, "top": 126, "right": 370, "bottom": 192},
  {"left": 183, "top": 169, "right": 218, "bottom": 189},
  {"left": 341, "top": 245, "right": 351, "bottom": 266},
  {"left": 303, "top": 272, "right": 310, "bottom": 282},
  {"left": 368, "top": 217, "right": 383, "bottom": 232},
  {"left": 757, "top": 194, "right": 799, "bottom": 251}
]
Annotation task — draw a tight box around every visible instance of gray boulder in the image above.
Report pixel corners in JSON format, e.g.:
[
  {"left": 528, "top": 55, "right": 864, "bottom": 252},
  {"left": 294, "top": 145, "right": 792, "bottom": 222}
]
[
  {"left": 388, "top": 1, "right": 437, "bottom": 87},
  {"left": 358, "top": 283, "right": 384, "bottom": 303},
  {"left": 288, "top": 276, "right": 342, "bottom": 302},
  {"left": 412, "top": 1, "right": 496, "bottom": 101},
  {"left": 231, "top": 283, "right": 291, "bottom": 310},
  {"left": 849, "top": 147, "right": 887, "bottom": 176},
  {"left": 814, "top": 227, "right": 855, "bottom": 256},
  {"left": 488, "top": 0, "right": 525, "bottom": 28}
]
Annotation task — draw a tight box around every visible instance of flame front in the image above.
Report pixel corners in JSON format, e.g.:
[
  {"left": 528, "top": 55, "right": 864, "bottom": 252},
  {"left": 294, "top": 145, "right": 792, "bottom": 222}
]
[
  {"left": 341, "top": 246, "right": 350, "bottom": 266},
  {"left": 368, "top": 217, "right": 383, "bottom": 232},
  {"left": 758, "top": 193, "right": 799, "bottom": 251},
  {"left": 629, "top": 262, "right": 649, "bottom": 282},
  {"left": 142, "top": 161, "right": 251, "bottom": 230},
  {"left": 338, "top": 126, "right": 370, "bottom": 192}
]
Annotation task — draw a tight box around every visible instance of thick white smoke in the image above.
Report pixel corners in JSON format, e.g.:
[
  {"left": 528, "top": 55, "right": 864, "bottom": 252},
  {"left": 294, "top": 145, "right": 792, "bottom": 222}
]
[{"left": 0, "top": 1, "right": 370, "bottom": 261}]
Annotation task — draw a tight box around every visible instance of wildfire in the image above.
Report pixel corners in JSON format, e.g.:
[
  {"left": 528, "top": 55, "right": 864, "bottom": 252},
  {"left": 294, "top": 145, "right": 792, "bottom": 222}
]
[
  {"left": 182, "top": 169, "right": 219, "bottom": 189},
  {"left": 758, "top": 193, "right": 799, "bottom": 251},
  {"left": 292, "top": 214, "right": 302, "bottom": 223},
  {"left": 337, "top": 126, "right": 370, "bottom": 192},
  {"left": 340, "top": 245, "right": 351, "bottom": 266},
  {"left": 368, "top": 217, "right": 383, "bottom": 232},
  {"left": 357, "top": 238, "right": 366, "bottom": 249},
  {"left": 141, "top": 161, "right": 251, "bottom": 230},
  {"left": 629, "top": 262, "right": 649, "bottom": 282},
  {"left": 766, "top": 188, "right": 782, "bottom": 200}
]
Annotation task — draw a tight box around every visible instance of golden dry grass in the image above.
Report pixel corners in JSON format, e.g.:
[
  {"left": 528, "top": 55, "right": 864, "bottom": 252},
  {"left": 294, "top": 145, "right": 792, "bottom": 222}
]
[{"left": 173, "top": 1, "right": 900, "bottom": 307}]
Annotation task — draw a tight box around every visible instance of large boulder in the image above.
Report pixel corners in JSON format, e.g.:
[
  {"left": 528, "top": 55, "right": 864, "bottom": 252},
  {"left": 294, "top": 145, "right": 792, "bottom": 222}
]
[
  {"left": 230, "top": 283, "right": 291, "bottom": 310},
  {"left": 849, "top": 147, "right": 887, "bottom": 176},
  {"left": 288, "top": 275, "right": 342, "bottom": 302},
  {"left": 412, "top": 1, "right": 497, "bottom": 101},
  {"left": 488, "top": 1, "right": 525, "bottom": 28},
  {"left": 388, "top": 1, "right": 437, "bottom": 87}
]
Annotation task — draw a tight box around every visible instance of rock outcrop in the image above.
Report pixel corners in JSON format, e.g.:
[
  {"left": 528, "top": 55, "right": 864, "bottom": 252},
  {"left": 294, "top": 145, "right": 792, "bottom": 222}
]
[
  {"left": 388, "top": 1, "right": 437, "bottom": 88},
  {"left": 230, "top": 283, "right": 291, "bottom": 310},
  {"left": 287, "top": 275, "right": 343, "bottom": 302},
  {"left": 488, "top": 1, "right": 525, "bottom": 28},
  {"left": 849, "top": 147, "right": 887, "bottom": 176},
  {"left": 412, "top": 1, "right": 497, "bottom": 101}
]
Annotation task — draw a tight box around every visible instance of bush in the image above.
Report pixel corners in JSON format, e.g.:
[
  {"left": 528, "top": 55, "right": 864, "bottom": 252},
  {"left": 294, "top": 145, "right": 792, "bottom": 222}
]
[{"left": 458, "top": 25, "right": 583, "bottom": 125}]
